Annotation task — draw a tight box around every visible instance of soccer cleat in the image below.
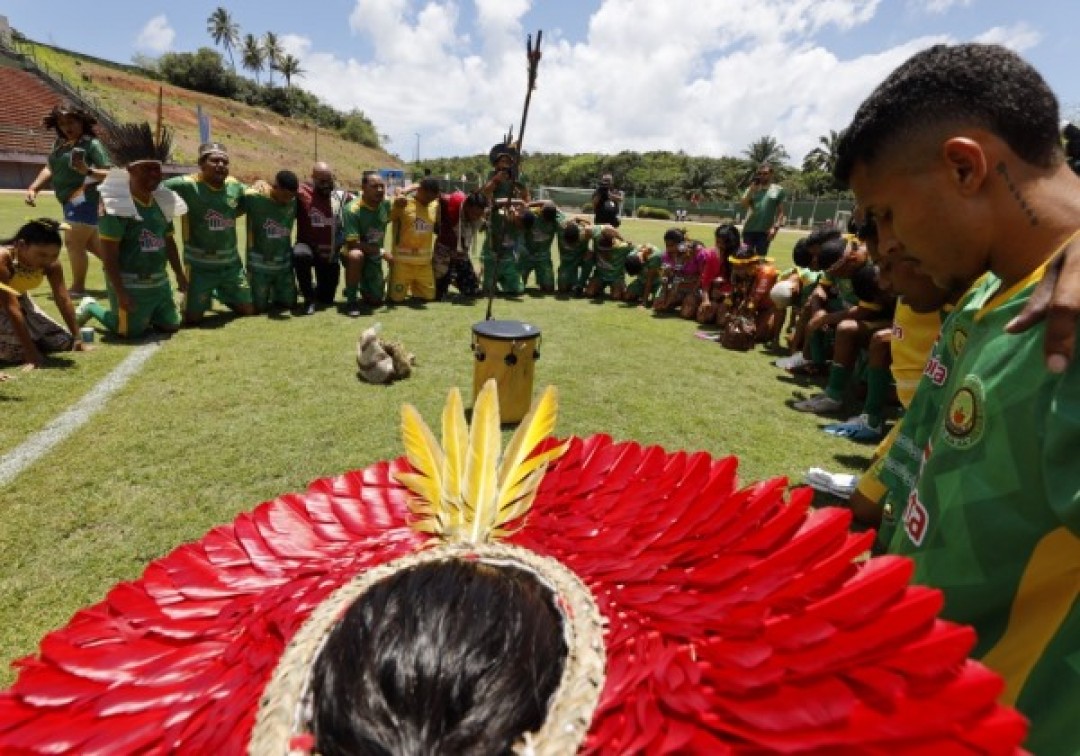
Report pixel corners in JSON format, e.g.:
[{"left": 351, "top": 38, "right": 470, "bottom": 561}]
[
  {"left": 346, "top": 300, "right": 361, "bottom": 317},
  {"left": 75, "top": 296, "right": 97, "bottom": 327},
  {"left": 793, "top": 393, "right": 844, "bottom": 414},
  {"left": 304, "top": 299, "right": 317, "bottom": 316}
]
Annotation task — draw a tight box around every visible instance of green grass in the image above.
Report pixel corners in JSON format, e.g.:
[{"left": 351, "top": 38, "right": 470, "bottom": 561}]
[{"left": 0, "top": 195, "right": 869, "bottom": 685}]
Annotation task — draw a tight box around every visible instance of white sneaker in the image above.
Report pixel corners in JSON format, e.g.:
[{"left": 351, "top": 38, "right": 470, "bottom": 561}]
[
  {"left": 75, "top": 296, "right": 97, "bottom": 327},
  {"left": 775, "top": 353, "right": 808, "bottom": 370},
  {"left": 805, "top": 467, "right": 858, "bottom": 498},
  {"left": 793, "top": 393, "right": 844, "bottom": 414}
]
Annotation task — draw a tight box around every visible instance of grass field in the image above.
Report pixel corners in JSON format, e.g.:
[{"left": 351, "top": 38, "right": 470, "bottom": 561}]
[{"left": 0, "top": 193, "right": 873, "bottom": 684}]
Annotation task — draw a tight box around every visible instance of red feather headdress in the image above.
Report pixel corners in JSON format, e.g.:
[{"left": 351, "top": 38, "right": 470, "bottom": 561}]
[{"left": 0, "top": 382, "right": 1027, "bottom": 754}]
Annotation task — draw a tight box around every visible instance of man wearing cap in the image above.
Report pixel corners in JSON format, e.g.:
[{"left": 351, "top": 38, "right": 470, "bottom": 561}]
[
  {"left": 78, "top": 122, "right": 188, "bottom": 338},
  {"left": 163, "top": 142, "right": 255, "bottom": 324},
  {"left": 294, "top": 162, "right": 349, "bottom": 314}
]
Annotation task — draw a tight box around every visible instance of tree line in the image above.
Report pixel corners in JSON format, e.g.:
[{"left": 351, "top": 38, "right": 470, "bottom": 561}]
[
  {"left": 418, "top": 132, "right": 850, "bottom": 201},
  {"left": 130, "top": 7, "right": 381, "bottom": 150}
]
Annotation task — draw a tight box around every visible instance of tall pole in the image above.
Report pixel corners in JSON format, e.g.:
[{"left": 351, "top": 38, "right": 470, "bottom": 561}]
[{"left": 415, "top": 132, "right": 420, "bottom": 165}]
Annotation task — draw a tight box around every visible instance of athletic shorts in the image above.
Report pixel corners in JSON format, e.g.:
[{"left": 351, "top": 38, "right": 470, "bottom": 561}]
[
  {"left": 184, "top": 261, "right": 252, "bottom": 316},
  {"left": 519, "top": 256, "right": 555, "bottom": 290},
  {"left": 248, "top": 267, "right": 297, "bottom": 310},
  {"left": 389, "top": 260, "right": 435, "bottom": 302},
  {"left": 103, "top": 284, "right": 180, "bottom": 338}
]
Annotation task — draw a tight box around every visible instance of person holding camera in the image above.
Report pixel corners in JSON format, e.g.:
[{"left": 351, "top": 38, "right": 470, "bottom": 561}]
[
  {"left": 591, "top": 173, "right": 623, "bottom": 227},
  {"left": 739, "top": 163, "right": 786, "bottom": 256}
]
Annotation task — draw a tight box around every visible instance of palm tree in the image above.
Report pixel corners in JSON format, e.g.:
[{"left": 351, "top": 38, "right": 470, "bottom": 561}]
[
  {"left": 801, "top": 129, "right": 841, "bottom": 175},
  {"left": 276, "top": 54, "right": 304, "bottom": 89},
  {"left": 206, "top": 8, "right": 240, "bottom": 72},
  {"left": 240, "top": 34, "right": 265, "bottom": 84},
  {"left": 741, "top": 135, "right": 790, "bottom": 186},
  {"left": 262, "top": 32, "right": 283, "bottom": 86}
]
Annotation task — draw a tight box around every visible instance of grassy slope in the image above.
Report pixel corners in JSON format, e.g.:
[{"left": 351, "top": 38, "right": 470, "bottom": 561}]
[
  {"left": 0, "top": 199, "right": 874, "bottom": 685},
  {"left": 26, "top": 43, "right": 401, "bottom": 183}
]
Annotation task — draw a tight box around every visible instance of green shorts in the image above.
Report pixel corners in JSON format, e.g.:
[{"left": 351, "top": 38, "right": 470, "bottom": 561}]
[
  {"left": 482, "top": 251, "right": 524, "bottom": 294},
  {"left": 344, "top": 253, "right": 386, "bottom": 303},
  {"left": 184, "top": 261, "right": 252, "bottom": 317},
  {"left": 248, "top": 267, "right": 297, "bottom": 311},
  {"left": 557, "top": 259, "right": 591, "bottom": 292},
  {"left": 519, "top": 255, "right": 555, "bottom": 290},
  {"left": 626, "top": 275, "right": 660, "bottom": 301},
  {"left": 103, "top": 284, "right": 180, "bottom": 337}
]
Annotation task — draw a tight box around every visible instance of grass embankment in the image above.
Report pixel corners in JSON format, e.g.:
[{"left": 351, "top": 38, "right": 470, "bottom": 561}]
[{"left": 25, "top": 42, "right": 400, "bottom": 182}]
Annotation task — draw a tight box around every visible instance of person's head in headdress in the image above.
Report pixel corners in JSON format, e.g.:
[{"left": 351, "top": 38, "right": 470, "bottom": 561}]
[
  {"left": 101, "top": 122, "right": 173, "bottom": 199},
  {"left": 488, "top": 141, "right": 518, "bottom": 171},
  {"left": 42, "top": 101, "right": 97, "bottom": 143},
  {"left": 197, "top": 142, "right": 230, "bottom": 188}
]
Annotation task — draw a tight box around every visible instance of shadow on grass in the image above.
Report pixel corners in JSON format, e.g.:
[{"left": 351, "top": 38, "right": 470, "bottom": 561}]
[
  {"left": 833, "top": 452, "right": 873, "bottom": 469},
  {"left": 186, "top": 311, "right": 240, "bottom": 330}
]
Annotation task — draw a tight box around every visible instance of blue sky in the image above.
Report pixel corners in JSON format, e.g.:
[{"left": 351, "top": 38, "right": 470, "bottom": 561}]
[{"left": 3, "top": 1, "right": 1077, "bottom": 162}]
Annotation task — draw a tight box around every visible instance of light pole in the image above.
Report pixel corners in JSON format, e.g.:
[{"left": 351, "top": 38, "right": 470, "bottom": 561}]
[{"left": 414, "top": 133, "right": 420, "bottom": 165}]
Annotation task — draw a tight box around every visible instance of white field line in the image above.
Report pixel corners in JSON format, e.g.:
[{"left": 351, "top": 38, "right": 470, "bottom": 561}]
[{"left": 0, "top": 340, "right": 160, "bottom": 488}]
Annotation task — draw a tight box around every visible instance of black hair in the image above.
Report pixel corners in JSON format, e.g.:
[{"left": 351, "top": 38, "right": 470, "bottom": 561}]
[
  {"left": 792, "top": 238, "right": 812, "bottom": 268},
  {"left": 540, "top": 202, "right": 558, "bottom": 223},
  {"left": 663, "top": 228, "right": 685, "bottom": 244},
  {"left": 835, "top": 43, "right": 1063, "bottom": 185},
  {"left": 464, "top": 191, "right": 488, "bottom": 210},
  {"left": 311, "top": 559, "right": 566, "bottom": 756},
  {"left": 42, "top": 101, "right": 97, "bottom": 139},
  {"left": 804, "top": 227, "right": 842, "bottom": 248},
  {"left": 275, "top": 170, "right": 300, "bottom": 193},
  {"left": 361, "top": 170, "right": 381, "bottom": 186},
  {"left": 817, "top": 236, "right": 848, "bottom": 271},
  {"left": 521, "top": 210, "right": 537, "bottom": 230},
  {"left": 562, "top": 223, "right": 581, "bottom": 244},
  {"left": 624, "top": 254, "right": 644, "bottom": 275},
  {"left": 419, "top": 176, "right": 441, "bottom": 194},
  {"left": 1, "top": 218, "right": 64, "bottom": 248},
  {"left": 850, "top": 262, "right": 883, "bottom": 303},
  {"left": 714, "top": 223, "right": 741, "bottom": 255}
]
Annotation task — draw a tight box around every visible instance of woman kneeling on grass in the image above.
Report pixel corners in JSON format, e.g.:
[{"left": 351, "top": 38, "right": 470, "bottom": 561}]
[{"left": 0, "top": 218, "right": 85, "bottom": 374}]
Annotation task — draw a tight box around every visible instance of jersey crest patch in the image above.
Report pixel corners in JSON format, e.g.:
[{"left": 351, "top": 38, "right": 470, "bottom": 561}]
[{"left": 943, "top": 374, "right": 986, "bottom": 450}]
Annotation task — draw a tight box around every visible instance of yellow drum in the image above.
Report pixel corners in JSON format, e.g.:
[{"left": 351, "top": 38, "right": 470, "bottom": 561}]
[{"left": 471, "top": 320, "right": 542, "bottom": 423}]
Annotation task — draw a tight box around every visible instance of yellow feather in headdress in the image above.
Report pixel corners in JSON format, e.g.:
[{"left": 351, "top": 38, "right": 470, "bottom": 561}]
[{"left": 395, "top": 379, "right": 567, "bottom": 544}]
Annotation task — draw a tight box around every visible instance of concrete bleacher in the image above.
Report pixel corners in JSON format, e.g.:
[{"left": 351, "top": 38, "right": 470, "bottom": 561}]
[
  {"left": 0, "top": 57, "right": 66, "bottom": 188},
  {"left": 0, "top": 64, "right": 62, "bottom": 155}
]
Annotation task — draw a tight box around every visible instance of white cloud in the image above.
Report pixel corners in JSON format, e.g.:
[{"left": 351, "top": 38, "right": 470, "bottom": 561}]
[
  {"left": 291, "top": 0, "right": 956, "bottom": 164},
  {"left": 974, "top": 22, "right": 1041, "bottom": 52},
  {"left": 909, "top": 0, "right": 973, "bottom": 14},
  {"left": 135, "top": 15, "right": 175, "bottom": 55}
]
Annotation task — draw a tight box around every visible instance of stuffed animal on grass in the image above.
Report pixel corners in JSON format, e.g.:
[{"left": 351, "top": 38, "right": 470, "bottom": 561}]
[{"left": 356, "top": 323, "right": 415, "bottom": 383}]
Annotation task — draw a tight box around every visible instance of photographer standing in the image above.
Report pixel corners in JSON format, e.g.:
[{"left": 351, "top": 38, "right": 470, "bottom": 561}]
[
  {"left": 591, "top": 173, "right": 623, "bottom": 227},
  {"left": 740, "top": 163, "right": 786, "bottom": 256}
]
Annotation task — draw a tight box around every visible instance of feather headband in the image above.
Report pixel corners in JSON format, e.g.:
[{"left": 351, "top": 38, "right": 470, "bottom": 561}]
[{"left": 251, "top": 380, "right": 605, "bottom": 755}]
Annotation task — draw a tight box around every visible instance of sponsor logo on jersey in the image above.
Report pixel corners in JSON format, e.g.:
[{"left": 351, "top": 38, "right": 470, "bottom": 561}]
[
  {"left": 902, "top": 490, "right": 929, "bottom": 546},
  {"left": 138, "top": 229, "right": 166, "bottom": 253},
  {"left": 923, "top": 354, "right": 948, "bottom": 386},
  {"left": 262, "top": 219, "right": 291, "bottom": 239},
  {"left": 902, "top": 441, "right": 933, "bottom": 546},
  {"left": 943, "top": 374, "right": 986, "bottom": 450},
  {"left": 205, "top": 210, "right": 236, "bottom": 232},
  {"left": 309, "top": 209, "right": 331, "bottom": 228}
]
